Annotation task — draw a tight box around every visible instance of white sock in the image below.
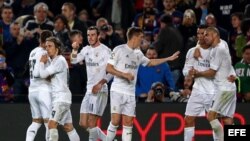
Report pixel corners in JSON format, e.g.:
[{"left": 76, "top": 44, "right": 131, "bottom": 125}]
[
  {"left": 107, "top": 122, "right": 118, "bottom": 141},
  {"left": 49, "top": 128, "right": 58, "bottom": 141},
  {"left": 26, "top": 122, "right": 42, "bottom": 141},
  {"left": 122, "top": 125, "right": 132, "bottom": 141},
  {"left": 96, "top": 127, "right": 107, "bottom": 140},
  {"left": 44, "top": 123, "right": 49, "bottom": 141},
  {"left": 210, "top": 119, "right": 223, "bottom": 141},
  {"left": 89, "top": 127, "right": 98, "bottom": 141},
  {"left": 184, "top": 127, "right": 195, "bottom": 141},
  {"left": 67, "top": 128, "right": 80, "bottom": 141}
]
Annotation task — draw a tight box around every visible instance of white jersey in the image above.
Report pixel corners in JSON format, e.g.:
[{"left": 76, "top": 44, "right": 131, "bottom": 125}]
[
  {"left": 183, "top": 46, "right": 215, "bottom": 94},
  {"left": 28, "top": 47, "right": 51, "bottom": 92},
  {"left": 210, "top": 40, "right": 236, "bottom": 91},
  {"left": 43, "top": 55, "right": 71, "bottom": 104},
  {"left": 71, "top": 43, "right": 111, "bottom": 93},
  {"left": 108, "top": 44, "right": 150, "bottom": 96}
]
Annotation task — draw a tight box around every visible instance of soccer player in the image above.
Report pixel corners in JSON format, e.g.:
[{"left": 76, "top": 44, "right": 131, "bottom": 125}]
[
  {"left": 192, "top": 27, "right": 237, "bottom": 141},
  {"left": 70, "top": 26, "right": 112, "bottom": 141},
  {"left": 26, "top": 30, "right": 53, "bottom": 141},
  {"left": 39, "top": 37, "right": 80, "bottom": 141},
  {"left": 182, "top": 25, "right": 216, "bottom": 141},
  {"left": 106, "top": 27, "right": 180, "bottom": 141}
]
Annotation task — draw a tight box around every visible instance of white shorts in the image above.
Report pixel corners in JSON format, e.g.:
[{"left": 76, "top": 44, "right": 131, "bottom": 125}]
[
  {"left": 210, "top": 90, "right": 236, "bottom": 118},
  {"left": 185, "top": 89, "right": 214, "bottom": 116},
  {"left": 28, "top": 90, "right": 51, "bottom": 119},
  {"left": 50, "top": 102, "right": 72, "bottom": 125},
  {"left": 80, "top": 91, "right": 108, "bottom": 116},
  {"left": 110, "top": 91, "right": 136, "bottom": 117}
]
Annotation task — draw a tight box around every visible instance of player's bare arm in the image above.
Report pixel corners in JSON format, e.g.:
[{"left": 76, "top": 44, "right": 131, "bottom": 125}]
[{"left": 147, "top": 51, "right": 180, "bottom": 66}]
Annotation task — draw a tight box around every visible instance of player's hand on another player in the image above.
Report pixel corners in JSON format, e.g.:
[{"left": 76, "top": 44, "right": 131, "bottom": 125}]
[
  {"left": 167, "top": 51, "right": 180, "bottom": 61},
  {"left": 227, "top": 75, "right": 237, "bottom": 83},
  {"left": 188, "top": 68, "right": 196, "bottom": 77},
  {"left": 194, "top": 47, "right": 202, "bottom": 59},
  {"left": 40, "top": 54, "right": 48, "bottom": 63},
  {"left": 92, "top": 83, "right": 102, "bottom": 94}
]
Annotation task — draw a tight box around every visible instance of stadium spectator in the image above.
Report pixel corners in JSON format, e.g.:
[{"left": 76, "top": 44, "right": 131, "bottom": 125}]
[
  {"left": 96, "top": 17, "right": 124, "bottom": 50},
  {"left": 154, "top": 14, "right": 183, "bottom": 90},
  {"left": 0, "top": 5, "right": 14, "bottom": 44},
  {"left": 136, "top": 47, "right": 175, "bottom": 103},
  {"left": 235, "top": 45, "right": 250, "bottom": 102},
  {"left": 0, "top": 50, "right": 14, "bottom": 103}
]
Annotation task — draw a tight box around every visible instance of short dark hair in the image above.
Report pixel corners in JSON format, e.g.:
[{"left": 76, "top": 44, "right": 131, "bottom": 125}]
[
  {"left": 242, "top": 45, "right": 250, "bottom": 53},
  {"left": 231, "top": 12, "right": 244, "bottom": 21},
  {"left": 159, "top": 14, "right": 172, "bottom": 25},
  {"left": 54, "top": 14, "right": 69, "bottom": 30},
  {"left": 1, "top": 5, "right": 13, "bottom": 14},
  {"left": 62, "top": 2, "right": 76, "bottom": 13},
  {"left": 198, "top": 24, "right": 208, "bottom": 29},
  {"left": 88, "top": 26, "right": 100, "bottom": 35},
  {"left": 126, "top": 27, "right": 143, "bottom": 40},
  {"left": 69, "top": 30, "right": 82, "bottom": 38},
  {"left": 46, "top": 37, "right": 63, "bottom": 55},
  {"left": 40, "top": 30, "right": 53, "bottom": 43}
]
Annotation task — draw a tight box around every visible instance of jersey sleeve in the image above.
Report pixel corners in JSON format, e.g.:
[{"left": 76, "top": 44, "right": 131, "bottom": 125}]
[
  {"left": 183, "top": 48, "right": 195, "bottom": 76},
  {"left": 210, "top": 47, "right": 225, "bottom": 71},
  {"left": 71, "top": 46, "right": 86, "bottom": 64},
  {"left": 138, "top": 50, "right": 150, "bottom": 66}
]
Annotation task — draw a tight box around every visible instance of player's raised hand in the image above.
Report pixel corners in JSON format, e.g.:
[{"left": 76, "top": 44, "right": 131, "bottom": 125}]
[
  {"left": 72, "top": 41, "right": 80, "bottom": 51},
  {"left": 40, "top": 54, "right": 48, "bottom": 63}
]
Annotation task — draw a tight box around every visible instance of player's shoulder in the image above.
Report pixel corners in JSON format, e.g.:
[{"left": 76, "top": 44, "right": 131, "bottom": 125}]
[
  {"left": 113, "top": 44, "right": 126, "bottom": 51},
  {"left": 29, "top": 47, "right": 44, "bottom": 57},
  {"left": 100, "top": 43, "right": 111, "bottom": 52}
]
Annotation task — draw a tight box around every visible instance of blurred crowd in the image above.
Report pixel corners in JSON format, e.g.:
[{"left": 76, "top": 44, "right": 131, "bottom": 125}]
[{"left": 0, "top": 0, "right": 250, "bottom": 103}]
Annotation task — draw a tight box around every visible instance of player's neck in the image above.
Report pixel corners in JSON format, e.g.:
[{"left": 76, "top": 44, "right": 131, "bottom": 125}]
[
  {"left": 127, "top": 41, "right": 136, "bottom": 50},
  {"left": 211, "top": 38, "right": 220, "bottom": 47}
]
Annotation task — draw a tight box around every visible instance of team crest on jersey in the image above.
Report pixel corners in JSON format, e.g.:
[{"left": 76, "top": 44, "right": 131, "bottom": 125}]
[
  {"left": 95, "top": 52, "right": 99, "bottom": 57},
  {"left": 126, "top": 54, "right": 129, "bottom": 58}
]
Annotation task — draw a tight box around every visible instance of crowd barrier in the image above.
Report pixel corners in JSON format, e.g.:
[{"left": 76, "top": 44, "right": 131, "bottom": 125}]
[{"left": 0, "top": 103, "right": 249, "bottom": 141}]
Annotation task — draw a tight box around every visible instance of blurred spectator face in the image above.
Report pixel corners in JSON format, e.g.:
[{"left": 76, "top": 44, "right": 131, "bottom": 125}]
[
  {"left": 61, "top": 5, "right": 74, "bottom": 20},
  {"left": 197, "top": 28, "right": 206, "bottom": 44},
  {"left": 78, "top": 10, "right": 88, "bottom": 22},
  {"left": 204, "top": 30, "right": 214, "bottom": 46},
  {"left": 54, "top": 18, "right": 66, "bottom": 32},
  {"left": 96, "top": 19, "right": 109, "bottom": 39},
  {"left": 71, "top": 33, "right": 83, "bottom": 45},
  {"left": 231, "top": 15, "right": 241, "bottom": 29},
  {"left": 87, "top": 29, "right": 99, "bottom": 46},
  {"left": 0, "top": 54, "right": 6, "bottom": 69},
  {"left": 10, "top": 23, "right": 20, "bottom": 37},
  {"left": 183, "top": 76, "right": 193, "bottom": 89},
  {"left": 243, "top": 48, "right": 250, "bottom": 64},
  {"left": 163, "top": 0, "right": 175, "bottom": 11},
  {"left": 183, "top": 10, "right": 196, "bottom": 26},
  {"left": 205, "top": 15, "right": 216, "bottom": 27},
  {"left": 1, "top": 7, "right": 13, "bottom": 23},
  {"left": 146, "top": 48, "right": 158, "bottom": 59},
  {"left": 143, "top": 0, "right": 154, "bottom": 12},
  {"left": 35, "top": 6, "right": 47, "bottom": 22}
]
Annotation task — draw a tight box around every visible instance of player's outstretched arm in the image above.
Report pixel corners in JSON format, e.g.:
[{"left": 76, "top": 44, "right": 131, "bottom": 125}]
[{"left": 147, "top": 51, "right": 180, "bottom": 67}]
